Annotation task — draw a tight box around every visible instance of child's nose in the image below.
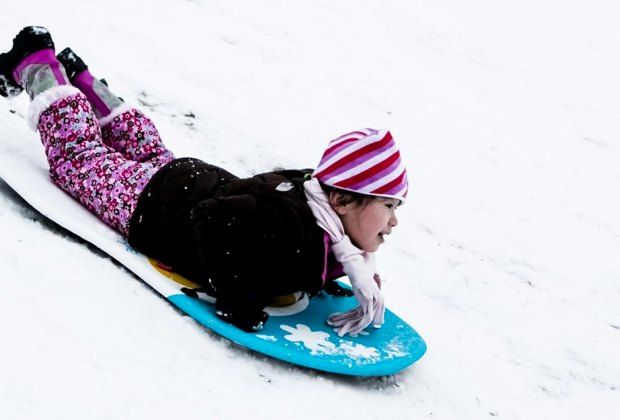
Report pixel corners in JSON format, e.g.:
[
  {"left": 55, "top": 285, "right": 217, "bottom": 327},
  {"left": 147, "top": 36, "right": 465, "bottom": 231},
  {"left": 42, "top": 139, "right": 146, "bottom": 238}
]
[{"left": 390, "top": 213, "right": 398, "bottom": 227}]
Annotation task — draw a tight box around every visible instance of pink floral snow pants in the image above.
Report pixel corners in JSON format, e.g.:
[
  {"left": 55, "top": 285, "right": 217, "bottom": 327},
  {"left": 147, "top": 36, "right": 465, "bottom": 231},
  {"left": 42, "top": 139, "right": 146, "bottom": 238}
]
[{"left": 38, "top": 92, "right": 175, "bottom": 236}]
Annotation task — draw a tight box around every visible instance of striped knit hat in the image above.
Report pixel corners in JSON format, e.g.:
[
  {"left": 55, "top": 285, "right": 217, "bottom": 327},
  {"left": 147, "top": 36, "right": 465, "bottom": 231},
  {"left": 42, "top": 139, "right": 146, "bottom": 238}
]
[{"left": 312, "top": 128, "right": 409, "bottom": 202}]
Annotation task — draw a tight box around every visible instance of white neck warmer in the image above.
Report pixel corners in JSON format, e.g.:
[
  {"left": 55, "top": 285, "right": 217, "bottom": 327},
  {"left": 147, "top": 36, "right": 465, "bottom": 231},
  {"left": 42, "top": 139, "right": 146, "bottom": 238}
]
[
  {"left": 303, "top": 177, "right": 377, "bottom": 276},
  {"left": 303, "top": 177, "right": 346, "bottom": 244}
]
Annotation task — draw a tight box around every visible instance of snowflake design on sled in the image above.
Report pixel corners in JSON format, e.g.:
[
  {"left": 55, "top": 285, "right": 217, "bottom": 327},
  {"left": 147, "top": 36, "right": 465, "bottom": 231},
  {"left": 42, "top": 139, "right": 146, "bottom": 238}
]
[
  {"left": 281, "top": 324, "right": 337, "bottom": 355},
  {"left": 279, "top": 323, "right": 382, "bottom": 363}
]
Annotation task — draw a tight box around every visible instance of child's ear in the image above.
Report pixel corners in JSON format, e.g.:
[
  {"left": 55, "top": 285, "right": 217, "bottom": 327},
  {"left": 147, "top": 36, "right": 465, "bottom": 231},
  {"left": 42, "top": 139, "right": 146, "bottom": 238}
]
[{"left": 328, "top": 190, "right": 349, "bottom": 216}]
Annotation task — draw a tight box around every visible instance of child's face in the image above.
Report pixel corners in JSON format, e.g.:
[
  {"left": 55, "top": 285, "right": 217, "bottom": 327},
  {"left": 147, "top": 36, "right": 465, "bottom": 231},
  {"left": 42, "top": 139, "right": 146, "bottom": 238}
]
[{"left": 334, "top": 197, "right": 400, "bottom": 252}]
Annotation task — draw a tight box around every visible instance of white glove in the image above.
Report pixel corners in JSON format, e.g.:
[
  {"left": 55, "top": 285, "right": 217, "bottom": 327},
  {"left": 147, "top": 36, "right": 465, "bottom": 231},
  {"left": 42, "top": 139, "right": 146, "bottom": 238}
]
[{"left": 326, "top": 236, "right": 385, "bottom": 337}]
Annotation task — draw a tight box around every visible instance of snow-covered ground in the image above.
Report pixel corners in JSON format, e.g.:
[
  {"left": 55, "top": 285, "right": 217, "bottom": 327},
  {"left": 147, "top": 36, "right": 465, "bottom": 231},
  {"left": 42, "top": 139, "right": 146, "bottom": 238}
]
[{"left": 1, "top": 0, "right": 619, "bottom": 418}]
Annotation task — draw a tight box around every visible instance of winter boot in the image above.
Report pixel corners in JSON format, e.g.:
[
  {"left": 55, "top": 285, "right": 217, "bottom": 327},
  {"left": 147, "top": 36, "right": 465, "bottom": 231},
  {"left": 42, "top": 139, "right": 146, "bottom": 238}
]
[
  {"left": 55, "top": 47, "right": 87, "bottom": 81},
  {"left": 0, "top": 26, "right": 70, "bottom": 98},
  {"left": 56, "top": 47, "right": 123, "bottom": 120}
]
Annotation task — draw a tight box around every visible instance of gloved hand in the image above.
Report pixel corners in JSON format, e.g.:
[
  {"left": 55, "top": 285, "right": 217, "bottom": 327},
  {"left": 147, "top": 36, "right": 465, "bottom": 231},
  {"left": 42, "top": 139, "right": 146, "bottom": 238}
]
[
  {"left": 214, "top": 286, "right": 269, "bottom": 332},
  {"left": 326, "top": 236, "right": 385, "bottom": 337},
  {"left": 216, "top": 308, "right": 269, "bottom": 332},
  {"left": 327, "top": 273, "right": 384, "bottom": 336}
]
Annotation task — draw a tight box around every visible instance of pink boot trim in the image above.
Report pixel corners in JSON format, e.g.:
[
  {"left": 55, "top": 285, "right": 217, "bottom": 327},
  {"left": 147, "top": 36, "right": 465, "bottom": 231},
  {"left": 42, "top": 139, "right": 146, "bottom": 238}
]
[
  {"left": 72, "top": 69, "right": 112, "bottom": 116},
  {"left": 13, "top": 48, "right": 68, "bottom": 86}
]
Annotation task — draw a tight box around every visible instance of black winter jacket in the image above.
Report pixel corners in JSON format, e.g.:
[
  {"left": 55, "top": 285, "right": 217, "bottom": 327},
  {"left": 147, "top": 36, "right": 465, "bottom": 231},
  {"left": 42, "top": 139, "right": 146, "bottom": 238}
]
[{"left": 127, "top": 158, "right": 329, "bottom": 311}]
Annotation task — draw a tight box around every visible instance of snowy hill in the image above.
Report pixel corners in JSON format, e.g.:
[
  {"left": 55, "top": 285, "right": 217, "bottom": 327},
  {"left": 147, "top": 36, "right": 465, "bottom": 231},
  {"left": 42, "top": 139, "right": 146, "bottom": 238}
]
[{"left": 1, "top": 0, "right": 618, "bottom": 419}]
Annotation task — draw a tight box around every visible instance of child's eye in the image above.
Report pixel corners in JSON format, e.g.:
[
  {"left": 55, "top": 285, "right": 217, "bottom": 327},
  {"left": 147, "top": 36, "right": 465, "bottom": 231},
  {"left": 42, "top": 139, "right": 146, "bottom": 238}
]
[{"left": 383, "top": 200, "right": 400, "bottom": 210}]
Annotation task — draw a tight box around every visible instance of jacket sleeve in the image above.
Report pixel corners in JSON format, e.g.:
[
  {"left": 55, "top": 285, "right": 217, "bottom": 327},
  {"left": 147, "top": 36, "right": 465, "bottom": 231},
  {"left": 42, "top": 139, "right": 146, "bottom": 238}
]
[
  {"left": 191, "top": 194, "right": 262, "bottom": 284},
  {"left": 190, "top": 190, "right": 321, "bottom": 299},
  {"left": 190, "top": 194, "right": 269, "bottom": 325}
]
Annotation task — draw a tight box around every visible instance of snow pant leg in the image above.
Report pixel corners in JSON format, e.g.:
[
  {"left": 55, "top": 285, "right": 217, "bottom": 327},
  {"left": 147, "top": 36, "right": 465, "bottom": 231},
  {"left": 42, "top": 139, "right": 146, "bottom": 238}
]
[
  {"left": 37, "top": 93, "right": 169, "bottom": 236},
  {"left": 100, "top": 108, "right": 175, "bottom": 164}
]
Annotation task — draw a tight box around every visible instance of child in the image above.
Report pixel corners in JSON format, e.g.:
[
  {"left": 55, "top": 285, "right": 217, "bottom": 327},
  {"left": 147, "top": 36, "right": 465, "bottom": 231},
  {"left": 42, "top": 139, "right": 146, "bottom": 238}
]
[{"left": 0, "top": 26, "right": 408, "bottom": 337}]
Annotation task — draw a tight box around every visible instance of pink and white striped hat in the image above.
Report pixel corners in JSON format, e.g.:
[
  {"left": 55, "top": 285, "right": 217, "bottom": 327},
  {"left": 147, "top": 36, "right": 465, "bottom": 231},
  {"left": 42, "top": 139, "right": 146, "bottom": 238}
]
[{"left": 312, "top": 128, "right": 409, "bottom": 202}]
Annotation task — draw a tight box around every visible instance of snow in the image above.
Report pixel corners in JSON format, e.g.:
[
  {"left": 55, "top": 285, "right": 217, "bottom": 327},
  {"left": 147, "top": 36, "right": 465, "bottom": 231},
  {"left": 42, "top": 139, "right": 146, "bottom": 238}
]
[{"left": 1, "top": 0, "right": 619, "bottom": 418}]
